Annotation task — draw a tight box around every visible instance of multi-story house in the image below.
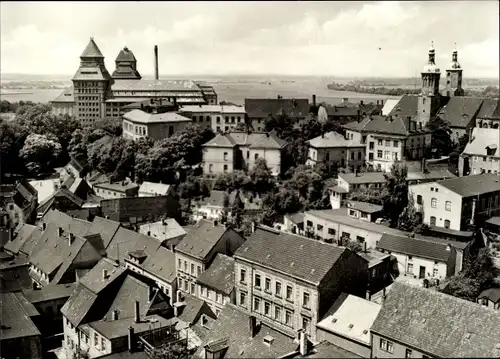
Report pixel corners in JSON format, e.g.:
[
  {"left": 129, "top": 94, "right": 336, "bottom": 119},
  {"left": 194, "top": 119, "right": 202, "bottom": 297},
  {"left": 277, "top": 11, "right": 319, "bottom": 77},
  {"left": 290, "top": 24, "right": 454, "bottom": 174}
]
[
  {"left": 459, "top": 127, "right": 500, "bottom": 176},
  {"left": 197, "top": 253, "right": 235, "bottom": 317},
  {"left": 191, "top": 190, "right": 230, "bottom": 222},
  {"left": 178, "top": 105, "right": 246, "bottom": 133},
  {"left": 94, "top": 180, "right": 139, "bottom": 199},
  {"left": 0, "top": 180, "right": 38, "bottom": 227},
  {"left": 245, "top": 98, "right": 310, "bottom": 132},
  {"left": 233, "top": 226, "right": 368, "bottom": 342},
  {"left": 202, "top": 131, "right": 286, "bottom": 177},
  {"left": 371, "top": 282, "right": 500, "bottom": 358},
  {"left": 436, "top": 96, "right": 483, "bottom": 143},
  {"left": 138, "top": 218, "right": 186, "bottom": 250},
  {"left": 475, "top": 99, "right": 500, "bottom": 129},
  {"left": 138, "top": 181, "right": 173, "bottom": 197},
  {"left": 410, "top": 173, "right": 500, "bottom": 232},
  {"left": 477, "top": 288, "right": 500, "bottom": 310},
  {"left": 306, "top": 131, "right": 365, "bottom": 172},
  {"left": 175, "top": 219, "right": 246, "bottom": 297}
]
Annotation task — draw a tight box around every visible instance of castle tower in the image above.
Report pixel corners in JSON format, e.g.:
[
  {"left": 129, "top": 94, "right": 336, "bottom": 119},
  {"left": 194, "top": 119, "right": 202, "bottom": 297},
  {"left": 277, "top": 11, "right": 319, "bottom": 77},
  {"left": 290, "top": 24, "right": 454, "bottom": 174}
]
[
  {"left": 112, "top": 46, "right": 142, "bottom": 80},
  {"left": 72, "top": 38, "right": 111, "bottom": 125},
  {"left": 418, "top": 42, "right": 442, "bottom": 127},
  {"left": 442, "top": 44, "right": 464, "bottom": 97}
]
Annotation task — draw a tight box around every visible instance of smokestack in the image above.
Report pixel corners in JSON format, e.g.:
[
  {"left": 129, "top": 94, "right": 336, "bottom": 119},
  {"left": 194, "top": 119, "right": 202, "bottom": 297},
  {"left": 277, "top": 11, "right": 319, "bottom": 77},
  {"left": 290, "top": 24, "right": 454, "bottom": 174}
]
[
  {"left": 312, "top": 94, "right": 316, "bottom": 107},
  {"left": 249, "top": 316, "right": 257, "bottom": 338},
  {"left": 154, "top": 45, "right": 159, "bottom": 80},
  {"left": 134, "top": 300, "right": 140, "bottom": 323},
  {"left": 299, "top": 330, "right": 308, "bottom": 356},
  {"left": 128, "top": 326, "right": 135, "bottom": 352}
]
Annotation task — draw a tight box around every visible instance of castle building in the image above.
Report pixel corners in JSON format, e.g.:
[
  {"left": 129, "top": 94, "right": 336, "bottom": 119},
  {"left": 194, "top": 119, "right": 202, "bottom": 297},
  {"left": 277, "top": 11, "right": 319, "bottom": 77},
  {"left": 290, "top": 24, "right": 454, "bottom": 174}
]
[{"left": 51, "top": 38, "right": 217, "bottom": 124}]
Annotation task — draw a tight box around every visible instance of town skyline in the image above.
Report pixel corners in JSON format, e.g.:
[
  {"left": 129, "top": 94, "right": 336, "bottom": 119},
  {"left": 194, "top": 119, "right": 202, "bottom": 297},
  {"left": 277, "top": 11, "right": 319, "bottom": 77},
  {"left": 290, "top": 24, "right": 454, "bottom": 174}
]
[{"left": 1, "top": 1, "right": 499, "bottom": 78}]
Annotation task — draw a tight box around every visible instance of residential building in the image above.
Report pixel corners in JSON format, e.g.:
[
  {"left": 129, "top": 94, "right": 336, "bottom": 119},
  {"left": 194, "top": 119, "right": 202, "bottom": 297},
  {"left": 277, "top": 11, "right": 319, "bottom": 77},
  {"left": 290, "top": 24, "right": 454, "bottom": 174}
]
[
  {"left": 0, "top": 254, "right": 33, "bottom": 292},
  {"left": 233, "top": 226, "right": 368, "bottom": 341},
  {"left": 477, "top": 288, "right": 500, "bottom": 310},
  {"left": 4, "top": 223, "right": 37, "bottom": 256},
  {"left": 106, "top": 227, "right": 161, "bottom": 264},
  {"left": 36, "top": 187, "right": 85, "bottom": 219},
  {"left": 245, "top": 97, "right": 309, "bottom": 132},
  {"left": 51, "top": 38, "right": 215, "bottom": 124},
  {"left": 178, "top": 104, "right": 246, "bottom": 133},
  {"left": 381, "top": 99, "right": 399, "bottom": 116},
  {"left": 410, "top": 173, "right": 500, "bottom": 232},
  {"left": 370, "top": 282, "right": 500, "bottom": 358},
  {"left": 376, "top": 233, "right": 457, "bottom": 280},
  {"left": 358, "top": 249, "right": 397, "bottom": 295},
  {"left": 316, "top": 293, "right": 382, "bottom": 358},
  {"left": 306, "top": 131, "right": 365, "bottom": 173},
  {"left": 346, "top": 201, "right": 383, "bottom": 222},
  {"left": 320, "top": 100, "right": 383, "bottom": 125},
  {"left": 283, "top": 213, "right": 305, "bottom": 235},
  {"left": 138, "top": 181, "right": 173, "bottom": 197},
  {"left": 202, "top": 130, "right": 287, "bottom": 177},
  {"left": 175, "top": 219, "right": 246, "bottom": 297},
  {"left": 0, "top": 292, "right": 42, "bottom": 359},
  {"left": 476, "top": 99, "right": 500, "bottom": 129},
  {"left": 191, "top": 190, "right": 230, "bottom": 222},
  {"left": 0, "top": 179, "right": 38, "bottom": 226},
  {"left": 94, "top": 180, "right": 139, "bottom": 199},
  {"left": 436, "top": 97, "right": 483, "bottom": 142},
  {"left": 197, "top": 253, "right": 235, "bottom": 316},
  {"left": 138, "top": 218, "right": 186, "bottom": 250},
  {"left": 459, "top": 127, "right": 500, "bottom": 176}
]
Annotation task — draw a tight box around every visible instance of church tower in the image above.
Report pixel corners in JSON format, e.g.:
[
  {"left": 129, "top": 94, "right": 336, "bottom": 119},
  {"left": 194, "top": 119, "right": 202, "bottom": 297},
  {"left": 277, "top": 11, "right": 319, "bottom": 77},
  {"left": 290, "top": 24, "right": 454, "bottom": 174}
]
[
  {"left": 72, "top": 38, "right": 111, "bottom": 125},
  {"left": 442, "top": 44, "right": 464, "bottom": 97},
  {"left": 418, "top": 42, "right": 442, "bottom": 127},
  {"left": 112, "top": 47, "right": 142, "bottom": 80}
]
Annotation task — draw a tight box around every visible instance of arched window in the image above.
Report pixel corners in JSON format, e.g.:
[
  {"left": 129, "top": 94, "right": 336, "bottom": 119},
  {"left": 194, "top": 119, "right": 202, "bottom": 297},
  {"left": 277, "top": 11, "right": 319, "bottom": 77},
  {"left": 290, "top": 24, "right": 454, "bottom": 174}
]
[{"left": 430, "top": 216, "right": 436, "bottom": 226}]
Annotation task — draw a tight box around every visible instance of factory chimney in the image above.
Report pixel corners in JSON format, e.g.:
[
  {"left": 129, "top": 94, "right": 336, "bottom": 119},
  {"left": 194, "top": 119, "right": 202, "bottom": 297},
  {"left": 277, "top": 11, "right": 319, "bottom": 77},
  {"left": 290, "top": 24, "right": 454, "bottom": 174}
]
[{"left": 154, "top": 45, "right": 159, "bottom": 80}]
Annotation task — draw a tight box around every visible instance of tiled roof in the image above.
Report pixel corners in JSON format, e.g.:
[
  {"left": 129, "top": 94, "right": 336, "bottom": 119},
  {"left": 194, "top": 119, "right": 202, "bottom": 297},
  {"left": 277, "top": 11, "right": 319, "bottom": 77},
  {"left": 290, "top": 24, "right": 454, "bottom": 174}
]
[
  {"left": 363, "top": 115, "right": 420, "bottom": 136},
  {"left": 13, "top": 292, "right": 39, "bottom": 317},
  {"left": 285, "top": 213, "right": 304, "bottom": 224},
  {"left": 111, "top": 79, "right": 201, "bottom": 92},
  {"left": 177, "top": 294, "right": 207, "bottom": 324},
  {"left": 115, "top": 47, "right": 137, "bottom": 62},
  {"left": 197, "top": 254, "right": 235, "bottom": 295},
  {"left": 377, "top": 233, "right": 453, "bottom": 262},
  {"left": 141, "top": 247, "right": 177, "bottom": 283},
  {"left": 199, "top": 303, "right": 297, "bottom": 358},
  {"left": 486, "top": 217, "right": 500, "bottom": 226},
  {"left": 245, "top": 98, "right": 309, "bottom": 119},
  {"left": 72, "top": 66, "right": 111, "bottom": 81},
  {"left": 106, "top": 227, "right": 161, "bottom": 263},
  {"left": 338, "top": 172, "right": 386, "bottom": 184},
  {"left": 175, "top": 220, "right": 228, "bottom": 260},
  {"left": 17, "top": 179, "right": 37, "bottom": 202},
  {"left": 406, "top": 169, "right": 457, "bottom": 182},
  {"left": 89, "top": 315, "right": 172, "bottom": 340},
  {"left": 347, "top": 201, "right": 383, "bottom": 213},
  {"left": 388, "top": 95, "right": 419, "bottom": 118},
  {"left": 179, "top": 105, "right": 245, "bottom": 114},
  {"left": 138, "top": 181, "right": 171, "bottom": 196},
  {"left": 0, "top": 259, "right": 33, "bottom": 293},
  {"left": 103, "top": 275, "right": 153, "bottom": 320},
  {"left": 308, "top": 131, "right": 364, "bottom": 148},
  {"left": 235, "top": 227, "right": 346, "bottom": 284},
  {"left": 478, "top": 288, "right": 500, "bottom": 303},
  {"left": 371, "top": 282, "right": 500, "bottom": 358},
  {"left": 78, "top": 258, "right": 125, "bottom": 294},
  {"left": 202, "top": 133, "right": 237, "bottom": 147},
  {"left": 23, "top": 283, "right": 76, "bottom": 303},
  {"left": 139, "top": 219, "right": 186, "bottom": 242},
  {"left": 61, "top": 284, "right": 97, "bottom": 327},
  {"left": 19, "top": 226, "right": 43, "bottom": 256},
  {"left": 94, "top": 181, "right": 139, "bottom": 192},
  {"left": 196, "top": 190, "right": 229, "bottom": 208},
  {"left": 86, "top": 216, "right": 121, "bottom": 249},
  {"left": 123, "top": 109, "right": 192, "bottom": 124},
  {"left": 227, "top": 132, "right": 265, "bottom": 146},
  {"left": 477, "top": 99, "right": 500, "bottom": 119},
  {"left": 342, "top": 117, "right": 372, "bottom": 132},
  {"left": 51, "top": 87, "right": 75, "bottom": 103},
  {"left": 437, "top": 173, "right": 500, "bottom": 197},
  {"left": 381, "top": 99, "right": 400, "bottom": 116},
  {"left": 4, "top": 223, "right": 36, "bottom": 255},
  {"left": 297, "top": 341, "right": 362, "bottom": 358},
  {"left": 249, "top": 131, "right": 287, "bottom": 149},
  {"left": 463, "top": 128, "right": 499, "bottom": 157},
  {"left": 122, "top": 98, "right": 175, "bottom": 110},
  {"left": 80, "top": 38, "right": 104, "bottom": 58},
  {"left": 0, "top": 292, "right": 41, "bottom": 340},
  {"left": 317, "top": 293, "right": 381, "bottom": 346},
  {"left": 437, "top": 97, "right": 483, "bottom": 129},
  {"left": 41, "top": 209, "right": 92, "bottom": 236}
]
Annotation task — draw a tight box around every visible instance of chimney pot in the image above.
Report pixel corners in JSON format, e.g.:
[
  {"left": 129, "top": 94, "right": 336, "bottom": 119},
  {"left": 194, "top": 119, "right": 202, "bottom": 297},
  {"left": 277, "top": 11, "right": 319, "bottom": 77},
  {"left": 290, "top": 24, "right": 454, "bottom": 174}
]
[
  {"left": 312, "top": 94, "right": 316, "bottom": 107},
  {"left": 299, "top": 330, "right": 308, "bottom": 356},
  {"left": 249, "top": 316, "right": 257, "bottom": 338},
  {"left": 128, "top": 326, "right": 135, "bottom": 352},
  {"left": 366, "top": 290, "right": 372, "bottom": 301}
]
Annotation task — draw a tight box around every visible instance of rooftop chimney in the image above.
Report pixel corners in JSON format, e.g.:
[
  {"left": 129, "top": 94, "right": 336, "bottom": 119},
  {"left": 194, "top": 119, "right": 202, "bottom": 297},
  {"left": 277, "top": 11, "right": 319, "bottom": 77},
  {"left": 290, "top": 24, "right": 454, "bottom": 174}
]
[
  {"left": 357, "top": 109, "right": 361, "bottom": 123},
  {"left": 147, "top": 231, "right": 151, "bottom": 237},
  {"left": 363, "top": 241, "right": 367, "bottom": 252},
  {"left": 128, "top": 326, "right": 135, "bottom": 352},
  {"left": 154, "top": 45, "right": 159, "bottom": 80},
  {"left": 133, "top": 300, "right": 140, "bottom": 323},
  {"left": 213, "top": 220, "right": 218, "bottom": 227},
  {"left": 299, "top": 330, "right": 308, "bottom": 356},
  {"left": 366, "top": 289, "right": 371, "bottom": 301},
  {"left": 42, "top": 222, "right": 47, "bottom": 231},
  {"left": 58, "top": 227, "right": 63, "bottom": 237},
  {"left": 360, "top": 100, "right": 364, "bottom": 106},
  {"left": 312, "top": 94, "right": 316, "bottom": 107},
  {"left": 249, "top": 316, "right": 257, "bottom": 338},
  {"left": 68, "top": 233, "right": 75, "bottom": 246},
  {"left": 421, "top": 158, "right": 426, "bottom": 173},
  {"left": 102, "top": 269, "right": 109, "bottom": 280}
]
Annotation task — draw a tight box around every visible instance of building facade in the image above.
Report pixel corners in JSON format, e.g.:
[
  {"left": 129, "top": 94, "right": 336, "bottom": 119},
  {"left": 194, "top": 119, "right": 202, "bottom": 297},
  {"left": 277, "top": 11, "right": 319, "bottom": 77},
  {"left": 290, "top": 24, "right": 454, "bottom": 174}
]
[
  {"left": 459, "top": 127, "right": 500, "bottom": 176},
  {"left": 178, "top": 105, "right": 246, "bottom": 133}
]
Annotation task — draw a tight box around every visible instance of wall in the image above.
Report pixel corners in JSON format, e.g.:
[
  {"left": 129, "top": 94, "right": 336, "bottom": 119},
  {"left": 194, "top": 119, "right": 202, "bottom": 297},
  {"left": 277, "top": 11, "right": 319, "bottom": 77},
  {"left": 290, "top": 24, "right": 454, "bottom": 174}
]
[
  {"left": 386, "top": 251, "right": 450, "bottom": 280},
  {"left": 316, "top": 327, "right": 370, "bottom": 358},
  {"left": 192, "top": 204, "right": 224, "bottom": 222},
  {"left": 203, "top": 146, "right": 235, "bottom": 176},
  {"left": 371, "top": 333, "right": 433, "bottom": 358},
  {"left": 125, "top": 259, "right": 175, "bottom": 304},
  {"left": 176, "top": 252, "right": 204, "bottom": 296},
  {"left": 248, "top": 148, "right": 282, "bottom": 176},
  {"left": 100, "top": 195, "right": 181, "bottom": 223},
  {"left": 198, "top": 284, "right": 231, "bottom": 316},
  {"left": 52, "top": 102, "right": 74, "bottom": 117},
  {"left": 460, "top": 152, "right": 500, "bottom": 176},
  {"left": 1, "top": 335, "right": 42, "bottom": 359}
]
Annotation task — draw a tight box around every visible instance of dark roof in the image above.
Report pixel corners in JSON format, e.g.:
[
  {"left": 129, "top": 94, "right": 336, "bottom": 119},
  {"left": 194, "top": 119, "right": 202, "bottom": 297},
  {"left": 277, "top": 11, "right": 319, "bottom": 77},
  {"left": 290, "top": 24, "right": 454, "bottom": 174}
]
[
  {"left": 362, "top": 115, "right": 427, "bottom": 136},
  {"left": 78, "top": 258, "right": 125, "bottom": 294},
  {"left": 17, "top": 179, "right": 37, "bottom": 203},
  {"left": 141, "top": 247, "right": 176, "bottom": 283},
  {"left": 235, "top": 227, "right": 346, "bottom": 284},
  {"left": 338, "top": 172, "right": 386, "bottom": 184},
  {"left": 197, "top": 254, "right": 235, "bottom": 295},
  {"left": 477, "top": 99, "right": 500, "bottom": 119},
  {"left": 86, "top": 216, "right": 121, "bottom": 249},
  {"left": 292, "top": 341, "right": 362, "bottom": 358},
  {"left": 175, "top": 220, "right": 228, "bottom": 260},
  {"left": 371, "top": 282, "right": 500, "bottom": 358},
  {"left": 249, "top": 131, "right": 287, "bottom": 149},
  {"left": 103, "top": 275, "right": 153, "bottom": 320},
  {"left": 4, "top": 223, "right": 37, "bottom": 255},
  {"left": 388, "top": 95, "right": 419, "bottom": 118},
  {"left": 0, "top": 259, "right": 33, "bottom": 293},
  {"left": 177, "top": 294, "right": 207, "bottom": 324},
  {"left": 23, "top": 283, "right": 76, "bottom": 303},
  {"left": 42, "top": 209, "right": 92, "bottom": 236},
  {"left": 80, "top": 38, "right": 104, "bottom": 58},
  {"left": 199, "top": 303, "right": 297, "bottom": 358},
  {"left": 202, "top": 133, "right": 236, "bottom": 147},
  {"left": 69, "top": 156, "right": 85, "bottom": 173},
  {"left": 115, "top": 47, "right": 137, "bottom": 62},
  {"left": 437, "top": 97, "right": 483, "bottom": 129},
  {"left": 347, "top": 201, "right": 383, "bottom": 213},
  {"left": 203, "top": 131, "right": 286, "bottom": 150},
  {"left": 54, "top": 187, "right": 84, "bottom": 207},
  {"left": 245, "top": 98, "right": 309, "bottom": 119},
  {"left": 106, "top": 227, "right": 161, "bottom": 263},
  {"left": 89, "top": 314, "right": 172, "bottom": 340},
  {"left": 19, "top": 226, "right": 44, "bottom": 256},
  {"left": 377, "top": 233, "right": 453, "bottom": 262},
  {"left": 61, "top": 284, "right": 97, "bottom": 327},
  {"left": 486, "top": 217, "right": 500, "bottom": 227},
  {"left": 285, "top": 213, "right": 304, "bottom": 224},
  {"left": 437, "top": 173, "right": 500, "bottom": 197},
  {"left": 478, "top": 288, "right": 500, "bottom": 303},
  {"left": 0, "top": 292, "right": 41, "bottom": 340}
]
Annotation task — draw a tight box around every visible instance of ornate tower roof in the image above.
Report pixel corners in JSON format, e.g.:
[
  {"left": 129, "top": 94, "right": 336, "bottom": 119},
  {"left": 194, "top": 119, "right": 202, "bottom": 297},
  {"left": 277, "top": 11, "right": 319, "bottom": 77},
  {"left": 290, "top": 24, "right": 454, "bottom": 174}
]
[
  {"left": 80, "top": 37, "right": 104, "bottom": 58},
  {"left": 115, "top": 47, "right": 137, "bottom": 62},
  {"left": 423, "top": 41, "right": 440, "bottom": 73},
  {"left": 112, "top": 46, "right": 142, "bottom": 80},
  {"left": 448, "top": 43, "right": 461, "bottom": 70}
]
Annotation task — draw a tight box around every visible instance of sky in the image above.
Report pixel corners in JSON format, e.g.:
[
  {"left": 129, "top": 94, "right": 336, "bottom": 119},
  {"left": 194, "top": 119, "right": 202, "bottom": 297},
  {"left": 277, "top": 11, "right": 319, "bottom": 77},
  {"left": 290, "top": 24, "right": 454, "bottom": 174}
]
[{"left": 1, "top": 1, "right": 499, "bottom": 78}]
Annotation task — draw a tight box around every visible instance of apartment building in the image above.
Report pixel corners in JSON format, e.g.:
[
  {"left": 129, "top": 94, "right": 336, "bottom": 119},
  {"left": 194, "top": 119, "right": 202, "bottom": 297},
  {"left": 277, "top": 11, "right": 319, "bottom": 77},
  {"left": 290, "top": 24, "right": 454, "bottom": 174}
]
[
  {"left": 245, "top": 98, "right": 310, "bottom": 132},
  {"left": 233, "top": 226, "right": 368, "bottom": 342},
  {"left": 371, "top": 282, "right": 500, "bottom": 358},
  {"left": 179, "top": 105, "right": 246, "bottom": 133},
  {"left": 175, "top": 219, "right": 245, "bottom": 297},
  {"left": 94, "top": 180, "right": 139, "bottom": 199},
  {"left": 410, "top": 173, "right": 500, "bottom": 232},
  {"left": 138, "top": 218, "right": 186, "bottom": 250},
  {"left": 122, "top": 109, "right": 192, "bottom": 141},
  {"left": 459, "top": 127, "right": 500, "bottom": 176},
  {"left": 475, "top": 98, "right": 500, "bottom": 129},
  {"left": 306, "top": 131, "right": 365, "bottom": 172},
  {"left": 138, "top": 181, "right": 173, "bottom": 197},
  {"left": 0, "top": 180, "right": 38, "bottom": 227}
]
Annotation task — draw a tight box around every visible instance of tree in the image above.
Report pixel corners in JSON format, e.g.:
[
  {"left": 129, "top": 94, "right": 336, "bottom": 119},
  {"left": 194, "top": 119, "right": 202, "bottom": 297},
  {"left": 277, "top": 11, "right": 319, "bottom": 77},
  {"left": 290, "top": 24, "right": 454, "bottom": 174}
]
[
  {"left": 213, "top": 170, "right": 250, "bottom": 193},
  {"left": 396, "top": 193, "right": 422, "bottom": 232},
  {"left": 426, "top": 116, "right": 453, "bottom": 158},
  {"left": 383, "top": 164, "right": 409, "bottom": 227},
  {"left": 0, "top": 120, "right": 20, "bottom": 178},
  {"left": 346, "top": 239, "right": 363, "bottom": 253},
  {"left": 248, "top": 158, "right": 275, "bottom": 194},
  {"left": 234, "top": 122, "right": 247, "bottom": 131},
  {"left": 20, "top": 133, "right": 62, "bottom": 175}
]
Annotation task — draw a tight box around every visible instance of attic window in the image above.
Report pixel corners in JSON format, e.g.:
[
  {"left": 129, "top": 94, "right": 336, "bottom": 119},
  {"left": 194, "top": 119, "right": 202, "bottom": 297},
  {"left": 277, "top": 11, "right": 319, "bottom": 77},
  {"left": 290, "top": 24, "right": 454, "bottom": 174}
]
[
  {"left": 363, "top": 329, "right": 368, "bottom": 334},
  {"left": 332, "top": 318, "right": 337, "bottom": 323}
]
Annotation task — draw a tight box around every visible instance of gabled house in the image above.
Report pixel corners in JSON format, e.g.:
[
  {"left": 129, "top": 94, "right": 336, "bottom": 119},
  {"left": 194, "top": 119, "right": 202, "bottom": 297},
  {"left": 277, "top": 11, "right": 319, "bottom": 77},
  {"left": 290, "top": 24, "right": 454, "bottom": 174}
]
[
  {"left": 191, "top": 190, "right": 230, "bottom": 222},
  {"left": 245, "top": 98, "right": 309, "bottom": 132},
  {"left": 477, "top": 288, "right": 500, "bottom": 310},
  {"left": 436, "top": 96, "right": 483, "bottom": 142},
  {"left": 476, "top": 98, "right": 500, "bottom": 129},
  {"left": 0, "top": 179, "right": 38, "bottom": 227},
  {"left": 459, "top": 127, "right": 500, "bottom": 176},
  {"left": 138, "top": 181, "right": 173, "bottom": 197},
  {"left": 138, "top": 218, "right": 186, "bottom": 250}
]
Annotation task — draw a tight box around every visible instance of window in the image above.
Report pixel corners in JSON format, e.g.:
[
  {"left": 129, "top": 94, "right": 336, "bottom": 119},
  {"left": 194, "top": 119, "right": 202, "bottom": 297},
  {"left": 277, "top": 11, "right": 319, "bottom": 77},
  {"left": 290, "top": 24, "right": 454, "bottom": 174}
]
[
  {"left": 431, "top": 198, "right": 437, "bottom": 208},
  {"left": 445, "top": 201, "right": 451, "bottom": 211},
  {"left": 240, "top": 292, "right": 246, "bottom": 306},
  {"left": 255, "top": 274, "right": 261, "bottom": 288},
  {"left": 328, "top": 228, "right": 336, "bottom": 235},
  {"left": 223, "top": 164, "right": 228, "bottom": 173},
  {"left": 350, "top": 152, "right": 355, "bottom": 160},
  {"left": 209, "top": 164, "right": 213, "bottom": 173},
  {"left": 286, "top": 285, "right": 293, "bottom": 301},
  {"left": 377, "top": 150, "right": 383, "bottom": 159},
  {"left": 325, "top": 152, "right": 330, "bottom": 161},
  {"left": 444, "top": 220, "right": 450, "bottom": 229},
  {"left": 191, "top": 263, "right": 195, "bottom": 275},
  {"left": 184, "top": 261, "right": 188, "bottom": 271},
  {"left": 430, "top": 216, "right": 436, "bottom": 226},
  {"left": 417, "top": 195, "right": 422, "bottom": 205},
  {"left": 306, "top": 220, "right": 313, "bottom": 227},
  {"left": 275, "top": 306, "right": 282, "bottom": 321},
  {"left": 317, "top": 224, "right": 323, "bottom": 231},
  {"left": 223, "top": 152, "right": 228, "bottom": 161},
  {"left": 101, "top": 338, "right": 106, "bottom": 351},
  {"left": 254, "top": 297, "right": 261, "bottom": 311},
  {"left": 433, "top": 268, "right": 439, "bottom": 277},
  {"left": 197, "top": 266, "right": 202, "bottom": 276},
  {"left": 302, "top": 317, "right": 310, "bottom": 333},
  {"left": 94, "top": 333, "right": 99, "bottom": 346},
  {"left": 349, "top": 209, "right": 356, "bottom": 217},
  {"left": 275, "top": 282, "right": 282, "bottom": 297},
  {"left": 407, "top": 263, "right": 414, "bottom": 274},
  {"left": 405, "top": 349, "right": 412, "bottom": 358},
  {"left": 240, "top": 269, "right": 246, "bottom": 283},
  {"left": 169, "top": 126, "right": 174, "bottom": 136},
  {"left": 179, "top": 278, "right": 183, "bottom": 289},
  {"left": 216, "top": 116, "right": 221, "bottom": 123},
  {"left": 393, "top": 140, "right": 398, "bottom": 147},
  {"left": 369, "top": 142, "right": 374, "bottom": 150},
  {"left": 264, "top": 302, "right": 271, "bottom": 316},
  {"left": 184, "top": 281, "right": 188, "bottom": 291},
  {"left": 254, "top": 153, "right": 259, "bottom": 160},
  {"left": 285, "top": 310, "right": 292, "bottom": 325},
  {"left": 380, "top": 339, "right": 394, "bottom": 353},
  {"left": 303, "top": 292, "right": 310, "bottom": 308},
  {"left": 201, "top": 287, "right": 206, "bottom": 297},
  {"left": 384, "top": 151, "right": 390, "bottom": 160},
  {"left": 356, "top": 236, "right": 365, "bottom": 243},
  {"left": 369, "top": 153, "right": 374, "bottom": 160},
  {"left": 378, "top": 139, "right": 383, "bottom": 146},
  {"left": 216, "top": 293, "right": 222, "bottom": 303},
  {"left": 358, "top": 152, "right": 362, "bottom": 160},
  {"left": 265, "top": 278, "right": 271, "bottom": 292}
]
